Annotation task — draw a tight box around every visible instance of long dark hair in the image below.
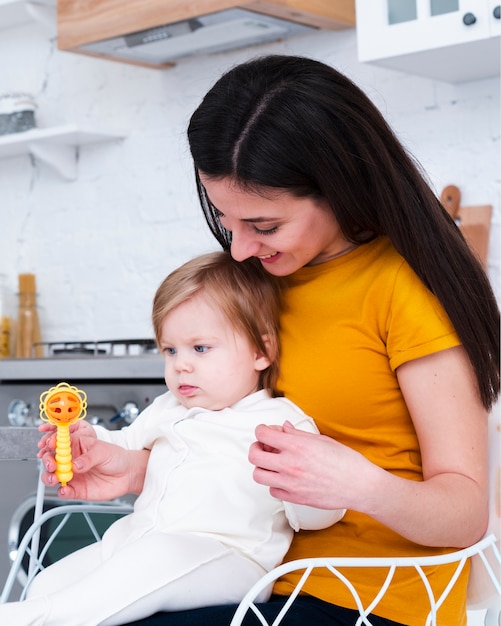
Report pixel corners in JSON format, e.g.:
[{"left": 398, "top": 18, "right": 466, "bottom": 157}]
[{"left": 187, "top": 54, "right": 500, "bottom": 410}]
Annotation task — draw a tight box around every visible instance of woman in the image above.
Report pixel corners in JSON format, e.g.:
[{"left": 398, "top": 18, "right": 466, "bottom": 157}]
[{"left": 40, "top": 55, "right": 499, "bottom": 626}]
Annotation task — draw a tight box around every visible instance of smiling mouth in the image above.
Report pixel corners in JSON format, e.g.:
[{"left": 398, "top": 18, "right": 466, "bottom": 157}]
[{"left": 258, "top": 252, "right": 280, "bottom": 260}]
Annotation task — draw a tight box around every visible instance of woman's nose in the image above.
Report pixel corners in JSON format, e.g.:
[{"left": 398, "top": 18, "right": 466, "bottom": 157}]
[{"left": 230, "top": 231, "right": 261, "bottom": 262}]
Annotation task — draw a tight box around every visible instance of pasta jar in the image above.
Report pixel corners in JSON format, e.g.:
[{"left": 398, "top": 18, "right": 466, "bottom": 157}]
[{"left": 0, "top": 274, "right": 13, "bottom": 358}]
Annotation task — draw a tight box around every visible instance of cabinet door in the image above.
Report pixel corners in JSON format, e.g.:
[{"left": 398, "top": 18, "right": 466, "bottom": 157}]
[{"left": 356, "top": 0, "right": 492, "bottom": 62}]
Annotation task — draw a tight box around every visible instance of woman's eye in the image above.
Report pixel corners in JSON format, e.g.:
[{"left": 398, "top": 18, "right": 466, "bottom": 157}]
[
  {"left": 254, "top": 225, "right": 278, "bottom": 236},
  {"left": 194, "top": 345, "right": 209, "bottom": 353}
]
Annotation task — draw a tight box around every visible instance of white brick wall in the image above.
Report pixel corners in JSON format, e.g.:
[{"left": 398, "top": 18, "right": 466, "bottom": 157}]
[{"left": 0, "top": 25, "right": 499, "bottom": 343}]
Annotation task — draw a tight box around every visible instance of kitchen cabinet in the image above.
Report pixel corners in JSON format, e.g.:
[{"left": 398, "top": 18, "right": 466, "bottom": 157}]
[
  {"left": 0, "top": 0, "right": 55, "bottom": 31},
  {"left": 0, "top": 125, "right": 125, "bottom": 180},
  {"left": 57, "top": 0, "right": 356, "bottom": 68},
  {"left": 355, "top": 0, "right": 500, "bottom": 82}
]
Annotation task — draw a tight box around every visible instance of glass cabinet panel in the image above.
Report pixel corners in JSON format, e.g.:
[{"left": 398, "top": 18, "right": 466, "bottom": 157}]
[
  {"left": 430, "top": 0, "right": 459, "bottom": 16},
  {"left": 388, "top": 0, "right": 417, "bottom": 24}
]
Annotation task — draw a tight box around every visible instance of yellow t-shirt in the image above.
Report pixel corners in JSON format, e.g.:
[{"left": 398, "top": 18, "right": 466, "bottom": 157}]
[{"left": 275, "top": 237, "right": 465, "bottom": 626}]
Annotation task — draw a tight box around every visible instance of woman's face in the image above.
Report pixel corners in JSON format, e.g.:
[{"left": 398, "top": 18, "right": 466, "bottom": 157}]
[{"left": 199, "top": 174, "right": 350, "bottom": 276}]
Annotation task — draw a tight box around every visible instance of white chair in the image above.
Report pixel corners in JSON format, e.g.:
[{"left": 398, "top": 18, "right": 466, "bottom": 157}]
[
  {"left": 4, "top": 516, "right": 499, "bottom": 626},
  {"left": 0, "top": 460, "right": 132, "bottom": 603},
  {"left": 2, "top": 409, "right": 499, "bottom": 624},
  {"left": 229, "top": 534, "right": 500, "bottom": 626},
  {"left": 231, "top": 406, "right": 501, "bottom": 626}
]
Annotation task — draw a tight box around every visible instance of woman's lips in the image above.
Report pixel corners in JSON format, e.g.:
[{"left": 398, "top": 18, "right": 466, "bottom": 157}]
[{"left": 258, "top": 252, "right": 281, "bottom": 264}]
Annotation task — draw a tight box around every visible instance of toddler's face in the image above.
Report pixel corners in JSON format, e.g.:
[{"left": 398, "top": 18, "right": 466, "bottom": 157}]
[{"left": 159, "top": 293, "right": 270, "bottom": 410}]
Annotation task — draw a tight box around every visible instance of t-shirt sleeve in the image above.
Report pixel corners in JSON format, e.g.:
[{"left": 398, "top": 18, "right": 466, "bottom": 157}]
[{"left": 386, "top": 261, "right": 460, "bottom": 371}]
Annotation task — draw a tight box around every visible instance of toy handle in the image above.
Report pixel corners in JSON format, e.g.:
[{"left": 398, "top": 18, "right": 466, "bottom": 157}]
[{"left": 55, "top": 423, "right": 73, "bottom": 486}]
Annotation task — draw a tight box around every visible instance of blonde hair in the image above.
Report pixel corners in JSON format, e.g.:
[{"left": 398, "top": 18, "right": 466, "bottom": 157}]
[{"left": 152, "top": 252, "right": 284, "bottom": 395}]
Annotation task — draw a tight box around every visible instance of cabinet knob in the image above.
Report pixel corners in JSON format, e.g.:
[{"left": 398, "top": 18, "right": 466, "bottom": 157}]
[
  {"left": 462, "top": 12, "right": 477, "bottom": 26},
  {"left": 494, "top": 6, "right": 501, "bottom": 19}
]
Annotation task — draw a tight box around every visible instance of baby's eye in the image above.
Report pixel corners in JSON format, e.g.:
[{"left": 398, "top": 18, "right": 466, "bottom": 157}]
[
  {"left": 164, "top": 347, "right": 176, "bottom": 355},
  {"left": 194, "top": 345, "right": 209, "bottom": 353}
]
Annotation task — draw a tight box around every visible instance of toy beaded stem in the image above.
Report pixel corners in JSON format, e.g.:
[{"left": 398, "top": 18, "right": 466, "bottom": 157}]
[{"left": 39, "top": 382, "right": 87, "bottom": 486}]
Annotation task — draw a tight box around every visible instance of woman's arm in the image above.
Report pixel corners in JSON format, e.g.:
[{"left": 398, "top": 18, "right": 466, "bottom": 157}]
[
  {"left": 249, "top": 346, "right": 489, "bottom": 548},
  {"left": 38, "top": 422, "right": 150, "bottom": 500},
  {"left": 385, "top": 345, "right": 489, "bottom": 545}
]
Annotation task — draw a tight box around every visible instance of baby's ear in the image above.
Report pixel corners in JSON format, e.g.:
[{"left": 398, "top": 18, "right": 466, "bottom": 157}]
[{"left": 255, "top": 334, "right": 272, "bottom": 372}]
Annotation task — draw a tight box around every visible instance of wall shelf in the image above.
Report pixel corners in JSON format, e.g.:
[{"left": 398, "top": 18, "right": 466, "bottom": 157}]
[
  {"left": 0, "top": 125, "right": 126, "bottom": 179},
  {"left": 0, "top": 0, "right": 56, "bottom": 31}
]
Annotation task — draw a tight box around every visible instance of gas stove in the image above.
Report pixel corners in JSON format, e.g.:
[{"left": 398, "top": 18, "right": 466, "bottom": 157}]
[{"left": 0, "top": 338, "right": 164, "bottom": 382}]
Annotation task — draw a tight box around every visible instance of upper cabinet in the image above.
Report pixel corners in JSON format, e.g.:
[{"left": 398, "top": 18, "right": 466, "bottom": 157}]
[
  {"left": 57, "top": 0, "right": 356, "bottom": 69},
  {"left": 356, "top": 0, "right": 500, "bottom": 82}
]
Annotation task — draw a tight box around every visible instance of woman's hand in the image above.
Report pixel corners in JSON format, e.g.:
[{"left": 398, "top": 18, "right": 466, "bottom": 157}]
[
  {"left": 249, "top": 420, "right": 377, "bottom": 512},
  {"left": 38, "top": 422, "right": 149, "bottom": 501}
]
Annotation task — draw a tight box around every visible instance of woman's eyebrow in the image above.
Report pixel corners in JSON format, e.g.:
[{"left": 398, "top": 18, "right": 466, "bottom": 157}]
[{"left": 241, "top": 216, "right": 278, "bottom": 224}]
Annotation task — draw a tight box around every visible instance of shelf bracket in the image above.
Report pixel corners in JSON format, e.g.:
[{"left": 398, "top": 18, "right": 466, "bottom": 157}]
[{"left": 28, "top": 142, "right": 77, "bottom": 180}]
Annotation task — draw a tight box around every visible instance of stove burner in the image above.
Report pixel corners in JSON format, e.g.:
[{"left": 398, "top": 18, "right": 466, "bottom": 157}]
[
  {"left": 52, "top": 346, "right": 108, "bottom": 357},
  {"left": 39, "top": 339, "right": 158, "bottom": 359}
]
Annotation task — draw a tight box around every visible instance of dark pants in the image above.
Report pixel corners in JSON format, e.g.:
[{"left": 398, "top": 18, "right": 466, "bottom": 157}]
[{"left": 123, "top": 595, "right": 406, "bottom": 626}]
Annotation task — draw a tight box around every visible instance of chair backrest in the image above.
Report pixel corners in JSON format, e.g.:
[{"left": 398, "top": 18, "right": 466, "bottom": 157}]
[{"left": 230, "top": 535, "right": 501, "bottom": 626}]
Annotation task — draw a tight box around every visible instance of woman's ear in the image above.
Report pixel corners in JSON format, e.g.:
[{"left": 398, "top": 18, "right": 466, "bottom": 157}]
[{"left": 254, "top": 334, "right": 272, "bottom": 372}]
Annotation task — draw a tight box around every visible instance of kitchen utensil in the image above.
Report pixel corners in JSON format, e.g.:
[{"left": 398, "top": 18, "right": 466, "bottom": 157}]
[
  {"left": 440, "top": 184, "right": 461, "bottom": 220},
  {"left": 440, "top": 186, "right": 492, "bottom": 269}
]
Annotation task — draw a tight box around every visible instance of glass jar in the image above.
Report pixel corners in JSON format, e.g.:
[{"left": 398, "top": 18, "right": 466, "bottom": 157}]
[
  {"left": 0, "top": 274, "right": 13, "bottom": 358},
  {"left": 15, "top": 273, "right": 42, "bottom": 359}
]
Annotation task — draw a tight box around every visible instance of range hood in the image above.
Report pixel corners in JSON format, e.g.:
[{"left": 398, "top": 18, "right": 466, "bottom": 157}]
[
  {"left": 57, "top": 1, "right": 356, "bottom": 69},
  {"left": 79, "top": 9, "right": 314, "bottom": 66}
]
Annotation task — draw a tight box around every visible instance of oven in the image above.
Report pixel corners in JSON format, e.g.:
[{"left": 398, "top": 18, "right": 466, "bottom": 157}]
[{"left": 0, "top": 339, "right": 166, "bottom": 599}]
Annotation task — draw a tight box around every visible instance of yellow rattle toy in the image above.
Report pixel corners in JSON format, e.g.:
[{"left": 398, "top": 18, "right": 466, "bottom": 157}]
[{"left": 39, "top": 382, "right": 87, "bottom": 486}]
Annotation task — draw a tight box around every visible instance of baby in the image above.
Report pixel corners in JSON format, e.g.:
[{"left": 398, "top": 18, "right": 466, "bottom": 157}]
[{"left": 2, "top": 251, "right": 344, "bottom": 626}]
